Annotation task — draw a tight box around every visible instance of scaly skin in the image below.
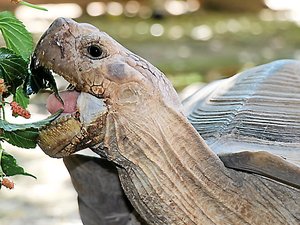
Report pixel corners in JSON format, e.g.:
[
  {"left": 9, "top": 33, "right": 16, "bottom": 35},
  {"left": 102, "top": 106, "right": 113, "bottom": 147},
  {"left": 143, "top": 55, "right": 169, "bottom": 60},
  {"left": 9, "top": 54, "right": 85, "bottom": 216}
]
[{"left": 34, "top": 18, "right": 300, "bottom": 225}]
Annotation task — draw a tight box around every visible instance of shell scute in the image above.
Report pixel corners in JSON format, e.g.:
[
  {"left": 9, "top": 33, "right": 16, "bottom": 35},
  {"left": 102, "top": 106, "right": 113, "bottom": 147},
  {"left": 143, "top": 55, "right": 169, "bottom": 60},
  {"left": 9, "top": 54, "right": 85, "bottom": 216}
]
[{"left": 184, "top": 60, "right": 300, "bottom": 166}]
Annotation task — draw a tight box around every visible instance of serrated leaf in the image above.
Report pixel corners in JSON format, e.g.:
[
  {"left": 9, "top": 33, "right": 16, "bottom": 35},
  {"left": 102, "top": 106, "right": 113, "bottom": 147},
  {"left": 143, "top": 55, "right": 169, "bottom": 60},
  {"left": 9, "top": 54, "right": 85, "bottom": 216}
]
[
  {"left": 1, "top": 151, "right": 36, "bottom": 178},
  {"left": 1, "top": 128, "right": 38, "bottom": 148},
  {"left": 0, "top": 11, "right": 33, "bottom": 61},
  {"left": 25, "top": 63, "right": 59, "bottom": 97},
  {"left": 0, "top": 48, "right": 28, "bottom": 94},
  {"left": 0, "top": 109, "right": 62, "bottom": 131},
  {"left": 14, "top": 86, "right": 29, "bottom": 108}
]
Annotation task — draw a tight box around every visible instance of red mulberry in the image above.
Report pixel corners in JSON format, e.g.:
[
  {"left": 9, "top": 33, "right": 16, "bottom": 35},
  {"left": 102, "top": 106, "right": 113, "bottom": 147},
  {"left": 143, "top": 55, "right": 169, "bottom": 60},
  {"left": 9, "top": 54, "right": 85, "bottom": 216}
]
[
  {"left": 10, "top": 101, "right": 31, "bottom": 119},
  {"left": 1, "top": 178, "right": 14, "bottom": 190},
  {"left": 0, "top": 79, "right": 7, "bottom": 94}
]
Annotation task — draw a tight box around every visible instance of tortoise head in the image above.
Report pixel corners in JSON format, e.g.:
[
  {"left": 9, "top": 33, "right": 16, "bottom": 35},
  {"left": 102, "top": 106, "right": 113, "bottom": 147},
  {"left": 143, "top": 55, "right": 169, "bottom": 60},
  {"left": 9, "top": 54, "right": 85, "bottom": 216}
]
[{"left": 33, "top": 18, "right": 182, "bottom": 160}]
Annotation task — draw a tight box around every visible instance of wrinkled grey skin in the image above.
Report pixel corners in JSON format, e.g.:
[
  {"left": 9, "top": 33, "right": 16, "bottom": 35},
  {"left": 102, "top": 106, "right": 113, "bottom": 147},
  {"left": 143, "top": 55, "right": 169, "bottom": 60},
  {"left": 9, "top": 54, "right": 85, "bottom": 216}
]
[
  {"left": 34, "top": 17, "right": 179, "bottom": 225},
  {"left": 35, "top": 17, "right": 181, "bottom": 159},
  {"left": 33, "top": 18, "right": 300, "bottom": 225}
]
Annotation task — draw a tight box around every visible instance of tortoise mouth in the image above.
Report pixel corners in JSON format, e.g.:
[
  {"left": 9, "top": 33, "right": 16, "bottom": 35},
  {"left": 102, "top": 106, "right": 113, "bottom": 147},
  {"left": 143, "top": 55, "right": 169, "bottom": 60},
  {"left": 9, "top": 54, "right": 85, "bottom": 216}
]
[{"left": 30, "top": 59, "right": 108, "bottom": 157}]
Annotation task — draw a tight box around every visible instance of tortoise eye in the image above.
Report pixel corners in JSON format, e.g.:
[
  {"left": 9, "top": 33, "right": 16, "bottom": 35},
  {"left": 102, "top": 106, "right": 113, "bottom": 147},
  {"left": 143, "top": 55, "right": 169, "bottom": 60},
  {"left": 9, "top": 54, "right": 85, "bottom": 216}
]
[{"left": 87, "top": 45, "right": 103, "bottom": 59}]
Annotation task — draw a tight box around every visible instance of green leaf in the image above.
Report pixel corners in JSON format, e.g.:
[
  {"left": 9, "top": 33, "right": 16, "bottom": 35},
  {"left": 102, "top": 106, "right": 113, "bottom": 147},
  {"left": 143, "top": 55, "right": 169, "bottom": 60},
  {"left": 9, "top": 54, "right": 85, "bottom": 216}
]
[
  {"left": 0, "top": 48, "right": 28, "bottom": 94},
  {"left": 1, "top": 151, "right": 36, "bottom": 178},
  {"left": 0, "top": 11, "right": 33, "bottom": 61},
  {"left": 0, "top": 109, "right": 62, "bottom": 132},
  {"left": 1, "top": 128, "right": 38, "bottom": 148},
  {"left": 14, "top": 86, "right": 29, "bottom": 109},
  {"left": 25, "top": 64, "right": 59, "bottom": 98}
]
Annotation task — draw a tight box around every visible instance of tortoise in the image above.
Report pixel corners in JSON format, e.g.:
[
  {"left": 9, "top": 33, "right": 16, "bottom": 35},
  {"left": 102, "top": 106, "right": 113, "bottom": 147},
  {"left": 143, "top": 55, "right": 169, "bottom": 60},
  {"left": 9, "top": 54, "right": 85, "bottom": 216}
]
[{"left": 31, "top": 18, "right": 300, "bottom": 225}]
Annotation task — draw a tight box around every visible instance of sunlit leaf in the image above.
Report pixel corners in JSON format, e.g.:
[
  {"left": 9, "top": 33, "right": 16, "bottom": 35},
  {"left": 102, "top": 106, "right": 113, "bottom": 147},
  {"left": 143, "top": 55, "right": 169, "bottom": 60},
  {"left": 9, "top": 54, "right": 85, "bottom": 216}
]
[
  {"left": 1, "top": 151, "right": 36, "bottom": 178},
  {"left": 0, "top": 109, "right": 62, "bottom": 131},
  {"left": 0, "top": 48, "right": 28, "bottom": 94},
  {"left": 14, "top": 86, "right": 29, "bottom": 109},
  {"left": 1, "top": 129, "right": 38, "bottom": 148},
  {"left": 0, "top": 11, "right": 33, "bottom": 61}
]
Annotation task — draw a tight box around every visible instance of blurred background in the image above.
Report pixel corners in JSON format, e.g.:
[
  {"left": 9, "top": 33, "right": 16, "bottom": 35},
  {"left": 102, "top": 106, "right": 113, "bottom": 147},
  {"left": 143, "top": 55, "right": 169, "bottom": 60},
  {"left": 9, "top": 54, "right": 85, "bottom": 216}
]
[{"left": 0, "top": 0, "right": 300, "bottom": 224}]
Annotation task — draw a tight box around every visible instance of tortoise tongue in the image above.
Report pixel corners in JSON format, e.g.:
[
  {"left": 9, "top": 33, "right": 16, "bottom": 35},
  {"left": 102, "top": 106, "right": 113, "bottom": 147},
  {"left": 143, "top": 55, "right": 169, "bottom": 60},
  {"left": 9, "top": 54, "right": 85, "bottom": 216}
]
[{"left": 46, "top": 90, "right": 80, "bottom": 114}]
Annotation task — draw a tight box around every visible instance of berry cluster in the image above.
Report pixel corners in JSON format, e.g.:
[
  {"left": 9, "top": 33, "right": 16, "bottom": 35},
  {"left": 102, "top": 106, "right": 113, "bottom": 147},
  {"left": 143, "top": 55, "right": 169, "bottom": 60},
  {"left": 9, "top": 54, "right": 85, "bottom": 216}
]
[
  {"left": 0, "top": 79, "right": 7, "bottom": 94},
  {"left": 10, "top": 101, "right": 31, "bottom": 119},
  {"left": 1, "top": 178, "right": 14, "bottom": 190}
]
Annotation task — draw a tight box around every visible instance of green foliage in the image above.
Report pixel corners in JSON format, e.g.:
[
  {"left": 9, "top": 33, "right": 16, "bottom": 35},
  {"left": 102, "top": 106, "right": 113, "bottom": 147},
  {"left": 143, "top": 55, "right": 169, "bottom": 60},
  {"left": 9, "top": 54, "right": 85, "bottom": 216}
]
[
  {"left": 0, "top": 110, "right": 61, "bottom": 149},
  {"left": 0, "top": 110, "right": 61, "bottom": 184},
  {"left": 0, "top": 110, "right": 62, "bottom": 132},
  {"left": 0, "top": 11, "right": 33, "bottom": 61},
  {"left": 0, "top": 6, "right": 59, "bottom": 188},
  {"left": 14, "top": 87, "right": 29, "bottom": 109},
  {"left": 1, "top": 129, "right": 38, "bottom": 149},
  {"left": 0, "top": 149, "right": 36, "bottom": 178},
  {"left": 25, "top": 65, "right": 59, "bottom": 96},
  {"left": 0, "top": 48, "right": 28, "bottom": 94}
]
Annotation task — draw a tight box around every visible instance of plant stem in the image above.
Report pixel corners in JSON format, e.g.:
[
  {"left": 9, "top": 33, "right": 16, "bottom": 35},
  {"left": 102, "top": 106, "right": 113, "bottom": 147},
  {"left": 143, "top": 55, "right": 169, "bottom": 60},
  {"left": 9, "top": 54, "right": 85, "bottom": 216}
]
[
  {"left": 0, "top": 95, "right": 4, "bottom": 120},
  {"left": 20, "top": 1, "right": 48, "bottom": 11},
  {"left": 0, "top": 146, "right": 4, "bottom": 177}
]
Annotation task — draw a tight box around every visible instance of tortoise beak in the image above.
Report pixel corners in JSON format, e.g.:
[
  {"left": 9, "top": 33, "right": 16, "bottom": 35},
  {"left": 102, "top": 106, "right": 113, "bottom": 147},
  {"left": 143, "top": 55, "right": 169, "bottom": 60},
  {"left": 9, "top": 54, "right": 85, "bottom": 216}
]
[{"left": 30, "top": 17, "right": 81, "bottom": 89}]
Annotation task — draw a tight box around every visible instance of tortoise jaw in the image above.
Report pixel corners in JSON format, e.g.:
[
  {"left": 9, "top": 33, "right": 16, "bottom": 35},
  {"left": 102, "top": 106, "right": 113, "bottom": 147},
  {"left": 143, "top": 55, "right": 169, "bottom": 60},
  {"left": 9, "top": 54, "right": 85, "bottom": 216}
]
[
  {"left": 30, "top": 34, "right": 110, "bottom": 158},
  {"left": 37, "top": 90, "right": 108, "bottom": 158},
  {"left": 30, "top": 59, "right": 108, "bottom": 158},
  {"left": 29, "top": 52, "right": 80, "bottom": 95},
  {"left": 38, "top": 114, "right": 83, "bottom": 157}
]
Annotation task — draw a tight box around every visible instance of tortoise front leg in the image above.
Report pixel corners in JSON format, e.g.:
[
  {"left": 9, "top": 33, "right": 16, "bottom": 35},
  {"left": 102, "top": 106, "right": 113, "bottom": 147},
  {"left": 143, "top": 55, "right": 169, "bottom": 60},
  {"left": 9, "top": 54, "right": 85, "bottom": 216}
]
[{"left": 63, "top": 154, "right": 144, "bottom": 225}]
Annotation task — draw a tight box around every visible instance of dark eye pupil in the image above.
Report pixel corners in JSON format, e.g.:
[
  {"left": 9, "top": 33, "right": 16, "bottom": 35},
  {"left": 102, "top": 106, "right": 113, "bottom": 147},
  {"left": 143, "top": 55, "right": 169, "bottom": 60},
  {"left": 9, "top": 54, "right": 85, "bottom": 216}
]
[{"left": 88, "top": 45, "right": 102, "bottom": 58}]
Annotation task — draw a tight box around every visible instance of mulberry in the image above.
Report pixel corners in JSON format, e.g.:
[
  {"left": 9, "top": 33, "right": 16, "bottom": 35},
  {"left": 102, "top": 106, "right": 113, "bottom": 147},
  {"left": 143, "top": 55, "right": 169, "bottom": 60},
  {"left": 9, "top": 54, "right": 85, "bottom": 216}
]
[
  {"left": 0, "top": 79, "right": 7, "bottom": 94},
  {"left": 1, "top": 178, "right": 14, "bottom": 190},
  {"left": 10, "top": 101, "right": 31, "bottom": 119}
]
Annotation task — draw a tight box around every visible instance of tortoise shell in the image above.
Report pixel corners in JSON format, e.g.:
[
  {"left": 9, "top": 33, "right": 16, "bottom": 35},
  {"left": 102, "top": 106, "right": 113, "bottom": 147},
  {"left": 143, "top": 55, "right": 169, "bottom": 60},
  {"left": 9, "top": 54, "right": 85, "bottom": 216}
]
[{"left": 183, "top": 59, "right": 300, "bottom": 167}]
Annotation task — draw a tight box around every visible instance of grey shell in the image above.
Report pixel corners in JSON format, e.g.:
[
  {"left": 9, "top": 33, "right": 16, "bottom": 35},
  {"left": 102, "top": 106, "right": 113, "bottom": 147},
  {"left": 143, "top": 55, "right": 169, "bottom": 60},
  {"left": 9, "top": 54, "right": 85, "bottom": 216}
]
[{"left": 183, "top": 59, "right": 300, "bottom": 166}]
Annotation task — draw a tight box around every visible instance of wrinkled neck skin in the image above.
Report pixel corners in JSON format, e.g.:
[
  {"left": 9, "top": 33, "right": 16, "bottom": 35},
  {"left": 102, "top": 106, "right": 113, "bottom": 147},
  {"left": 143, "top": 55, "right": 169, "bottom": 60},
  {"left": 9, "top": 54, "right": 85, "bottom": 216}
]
[{"left": 100, "top": 95, "right": 299, "bottom": 225}]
